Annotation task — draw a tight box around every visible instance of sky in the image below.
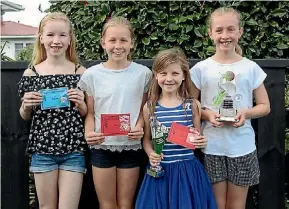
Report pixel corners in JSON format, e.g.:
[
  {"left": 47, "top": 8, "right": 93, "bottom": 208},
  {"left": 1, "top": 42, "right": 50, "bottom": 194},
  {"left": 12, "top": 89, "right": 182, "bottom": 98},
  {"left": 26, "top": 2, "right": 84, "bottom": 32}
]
[{"left": 3, "top": 0, "right": 51, "bottom": 27}]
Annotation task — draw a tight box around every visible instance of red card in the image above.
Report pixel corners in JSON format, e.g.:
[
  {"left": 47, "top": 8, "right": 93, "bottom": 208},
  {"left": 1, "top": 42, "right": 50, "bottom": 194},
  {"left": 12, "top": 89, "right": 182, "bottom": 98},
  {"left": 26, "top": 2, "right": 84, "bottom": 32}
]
[
  {"left": 101, "top": 113, "right": 131, "bottom": 136},
  {"left": 167, "top": 122, "right": 199, "bottom": 150}
]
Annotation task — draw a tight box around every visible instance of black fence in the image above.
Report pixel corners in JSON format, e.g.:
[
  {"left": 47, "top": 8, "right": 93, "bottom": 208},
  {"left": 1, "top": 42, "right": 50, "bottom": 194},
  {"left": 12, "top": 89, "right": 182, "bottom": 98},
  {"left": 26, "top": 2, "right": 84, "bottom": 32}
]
[{"left": 1, "top": 60, "right": 289, "bottom": 209}]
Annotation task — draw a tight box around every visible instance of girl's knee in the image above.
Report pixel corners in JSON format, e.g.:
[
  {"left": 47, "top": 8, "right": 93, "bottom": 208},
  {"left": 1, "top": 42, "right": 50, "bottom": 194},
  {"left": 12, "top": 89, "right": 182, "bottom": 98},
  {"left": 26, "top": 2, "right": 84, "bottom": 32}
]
[
  {"left": 117, "top": 203, "right": 133, "bottom": 209},
  {"left": 225, "top": 199, "right": 246, "bottom": 209},
  {"left": 100, "top": 202, "right": 118, "bottom": 209},
  {"left": 38, "top": 204, "right": 57, "bottom": 209},
  {"left": 226, "top": 205, "right": 246, "bottom": 209},
  {"left": 215, "top": 200, "right": 226, "bottom": 209}
]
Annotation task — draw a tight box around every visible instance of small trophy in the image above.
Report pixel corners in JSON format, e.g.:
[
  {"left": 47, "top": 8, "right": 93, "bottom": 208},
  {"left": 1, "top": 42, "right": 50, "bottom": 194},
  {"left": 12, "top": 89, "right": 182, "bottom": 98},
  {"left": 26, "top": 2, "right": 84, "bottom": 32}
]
[
  {"left": 147, "top": 116, "right": 167, "bottom": 178},
  {"left": 215, "top": 71, "right": 239, "bottom": 122},
  {"left": 218, "top": 95, "right": 238, "bottom": 122}
]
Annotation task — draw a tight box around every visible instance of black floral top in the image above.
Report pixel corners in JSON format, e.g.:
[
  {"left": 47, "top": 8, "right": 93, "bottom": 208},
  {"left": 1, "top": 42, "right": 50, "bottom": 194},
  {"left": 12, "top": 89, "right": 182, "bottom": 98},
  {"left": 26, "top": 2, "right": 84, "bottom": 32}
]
[{"left": 18, "top": 66, "right": 87, "bottom": 155}]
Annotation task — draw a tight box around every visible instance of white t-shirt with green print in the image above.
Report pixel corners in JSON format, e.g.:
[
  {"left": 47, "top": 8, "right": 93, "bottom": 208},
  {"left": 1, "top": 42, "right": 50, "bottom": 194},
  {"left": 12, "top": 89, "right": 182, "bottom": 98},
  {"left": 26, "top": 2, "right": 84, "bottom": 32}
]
[{"left": 190, "top": 57, "right": 266, "bottom": 157}]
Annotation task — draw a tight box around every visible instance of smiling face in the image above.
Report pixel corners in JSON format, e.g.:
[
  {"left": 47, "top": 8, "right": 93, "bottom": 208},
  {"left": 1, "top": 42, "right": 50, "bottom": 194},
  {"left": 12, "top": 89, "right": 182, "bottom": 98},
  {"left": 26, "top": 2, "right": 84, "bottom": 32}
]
[
  {"left": 155, "top": 62, "right": 185, "bottom": 95},
  {"left": 209, "top": 12, "right": 243, "bottom": 54},
  {"left": 40, "top": 19, "right": 71, "bottom": 58},
  {"left": 101, "top": 25, "right": 134, "bottom": 63}
]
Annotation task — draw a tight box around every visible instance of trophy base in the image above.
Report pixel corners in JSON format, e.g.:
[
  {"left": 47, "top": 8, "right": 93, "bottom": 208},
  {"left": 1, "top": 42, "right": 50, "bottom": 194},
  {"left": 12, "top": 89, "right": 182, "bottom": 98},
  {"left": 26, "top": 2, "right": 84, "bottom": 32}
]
[
  {"left": 147, "top": 167, "right": 165, "bottom": 178},
  {"left": 216, "top": 116, "right": 239, "bottom": 123}
]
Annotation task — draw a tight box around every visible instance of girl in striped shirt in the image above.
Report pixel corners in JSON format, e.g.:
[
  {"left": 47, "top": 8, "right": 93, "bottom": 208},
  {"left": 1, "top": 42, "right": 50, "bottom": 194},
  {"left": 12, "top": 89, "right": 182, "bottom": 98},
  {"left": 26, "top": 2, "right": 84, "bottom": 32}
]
[{"left": 136, "top": 48, "right": 217, "bottom": 209}]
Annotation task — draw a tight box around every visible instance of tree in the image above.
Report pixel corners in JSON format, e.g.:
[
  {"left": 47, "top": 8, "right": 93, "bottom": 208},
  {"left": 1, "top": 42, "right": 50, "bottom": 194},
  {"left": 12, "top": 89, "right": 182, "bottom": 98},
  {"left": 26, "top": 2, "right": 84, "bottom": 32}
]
[
  {"left": 1, "top": 41, "right": 14, "bottom": 61},
  {"left": 48, "top": 1, "right": 289, "bottom": 60},
  {"left": 16, "top": 44, "right": 34, "bottom": 61}
]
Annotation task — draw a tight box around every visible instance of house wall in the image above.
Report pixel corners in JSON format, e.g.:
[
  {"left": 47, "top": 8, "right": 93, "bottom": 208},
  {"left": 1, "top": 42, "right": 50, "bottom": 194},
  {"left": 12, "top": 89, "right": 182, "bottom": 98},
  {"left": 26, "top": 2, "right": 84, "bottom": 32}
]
[{"left": 1, "top": 37, "right": 35, "bottom": 59}]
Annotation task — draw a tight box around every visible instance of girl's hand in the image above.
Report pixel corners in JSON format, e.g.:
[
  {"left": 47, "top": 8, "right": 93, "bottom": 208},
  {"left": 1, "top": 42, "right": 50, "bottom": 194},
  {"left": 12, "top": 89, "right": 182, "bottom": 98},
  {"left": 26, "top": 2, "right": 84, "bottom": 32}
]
[
  {"left": 85, "top": 132, "right": 105, "bottom": 145},
  {"left": 68, "top": 88, "right": 85, "bottom": 108},
  {"left": 189, "top": 135, "right": 207, "bottom": 149},
  {"left": 189, "top": 127, "right": 200, "bottom": 135},
  {"left": 209, "top": 111, "right": 224, "bottom": 128},
  {"left": 22, "top": 91, "right": 42, "bottom": 110},
  {"left": 128, "top": 126, "right": 144, "bottom": 140},
  {"left": 149, "top": 151, "right": 163, "bottom": 167},
  {"left": 232, "top": 111, "right": 246, "bottom": 128}
]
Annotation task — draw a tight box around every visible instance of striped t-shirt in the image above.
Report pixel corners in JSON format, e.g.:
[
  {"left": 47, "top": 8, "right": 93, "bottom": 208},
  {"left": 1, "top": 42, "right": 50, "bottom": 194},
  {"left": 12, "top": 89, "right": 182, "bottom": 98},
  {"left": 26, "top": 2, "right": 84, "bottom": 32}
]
[{"left": 154, "top": 102, "right": 195, "bottom": 164}]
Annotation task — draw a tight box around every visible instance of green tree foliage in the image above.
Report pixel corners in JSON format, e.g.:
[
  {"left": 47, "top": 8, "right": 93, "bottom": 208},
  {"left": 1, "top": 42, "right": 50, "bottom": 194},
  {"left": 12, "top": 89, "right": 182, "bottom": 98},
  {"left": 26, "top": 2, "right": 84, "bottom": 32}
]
[
  {"left": 16, "top": 44, "right": 34, "bottom": 61},
  {"left": 48, "top": 1, "right": 289, "bottom": 60},
  {"left": 1, "top": 41, "right": 14, "bottom": 61}
]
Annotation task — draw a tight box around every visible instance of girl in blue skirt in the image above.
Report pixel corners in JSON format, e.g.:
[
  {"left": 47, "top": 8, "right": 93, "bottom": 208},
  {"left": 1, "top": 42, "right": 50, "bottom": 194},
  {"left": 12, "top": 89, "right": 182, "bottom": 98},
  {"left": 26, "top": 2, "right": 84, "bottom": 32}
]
[{"left": 136, "top": 48, "right": 217, "bottom": 209}]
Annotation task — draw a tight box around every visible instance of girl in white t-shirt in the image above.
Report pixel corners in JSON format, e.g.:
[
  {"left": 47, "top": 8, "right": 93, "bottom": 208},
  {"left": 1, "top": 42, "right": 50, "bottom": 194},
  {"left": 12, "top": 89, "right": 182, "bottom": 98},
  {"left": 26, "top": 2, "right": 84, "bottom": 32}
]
[
  {"left": 190, "top": 7, "right": 270, "bottom": 209},
  {"left": 78, "top": 17, "right": 152, "bottom": 209}
]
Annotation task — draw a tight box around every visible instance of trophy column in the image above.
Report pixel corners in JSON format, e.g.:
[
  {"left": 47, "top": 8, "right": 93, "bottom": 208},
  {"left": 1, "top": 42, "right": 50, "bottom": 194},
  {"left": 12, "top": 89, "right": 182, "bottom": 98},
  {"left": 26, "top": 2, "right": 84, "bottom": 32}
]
[
  {"left": 216, "top": 71, "right": 239, "bottom": 122},
  {"left": 147, "top": 116, "right": 166, "bottom": 178}
]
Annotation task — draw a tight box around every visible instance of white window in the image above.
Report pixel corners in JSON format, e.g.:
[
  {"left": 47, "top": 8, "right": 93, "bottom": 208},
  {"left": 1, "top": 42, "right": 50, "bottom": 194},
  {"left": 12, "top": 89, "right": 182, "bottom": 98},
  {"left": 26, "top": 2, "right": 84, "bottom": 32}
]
[
  {"left": 15, "top": 43, "right": 24, "bottom": 56},
  {"left": 25, "top": 43, "right": 33, "bottom": 47}
]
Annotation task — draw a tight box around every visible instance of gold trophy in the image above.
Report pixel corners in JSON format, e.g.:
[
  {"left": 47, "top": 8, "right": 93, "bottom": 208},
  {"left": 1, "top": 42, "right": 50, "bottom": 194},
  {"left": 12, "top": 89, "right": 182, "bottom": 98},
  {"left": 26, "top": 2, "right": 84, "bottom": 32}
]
[{"left": 215, "top": 70, "right": 239, "bottom": 122}]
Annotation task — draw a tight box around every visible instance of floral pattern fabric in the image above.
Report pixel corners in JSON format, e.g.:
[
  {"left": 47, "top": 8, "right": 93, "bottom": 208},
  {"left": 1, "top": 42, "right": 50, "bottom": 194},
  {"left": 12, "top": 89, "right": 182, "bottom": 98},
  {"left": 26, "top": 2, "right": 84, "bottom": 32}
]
[{"left": 18, "top": 73, "right": 87, "bottom": 155}]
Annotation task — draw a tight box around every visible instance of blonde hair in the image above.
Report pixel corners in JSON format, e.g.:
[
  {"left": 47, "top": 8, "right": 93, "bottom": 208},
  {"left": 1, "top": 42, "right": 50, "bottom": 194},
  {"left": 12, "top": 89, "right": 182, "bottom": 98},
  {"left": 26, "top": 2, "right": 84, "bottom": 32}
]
[
  {"left": 30, "top": 12, "right": 79, "bottom": 66},
  {"left": 101, "top": 16, "right": 134, "bottom": 60},
  {"left": 208, "top": 7, "right": 243, "bottom": 56},
  {"left": 148, "top": 48, "right": 199, "bottom": 117}
]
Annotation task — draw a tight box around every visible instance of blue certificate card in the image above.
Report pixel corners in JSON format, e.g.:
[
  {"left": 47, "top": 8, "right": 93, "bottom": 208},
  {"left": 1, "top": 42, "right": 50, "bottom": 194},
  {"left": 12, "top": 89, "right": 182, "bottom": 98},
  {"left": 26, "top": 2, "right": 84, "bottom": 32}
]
[{"left": 40, "top": 87, "right": 70, "bottom": 110}]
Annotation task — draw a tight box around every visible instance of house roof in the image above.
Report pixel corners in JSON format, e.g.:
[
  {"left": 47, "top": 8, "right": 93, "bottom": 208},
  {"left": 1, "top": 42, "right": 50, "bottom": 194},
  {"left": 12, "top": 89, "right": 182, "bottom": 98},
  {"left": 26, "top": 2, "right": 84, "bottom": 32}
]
[
  {"left": 1, "top": 1, "right": 24, "bottom": 12},
  {"left": 1, "top": 21, "right": 38, "bottom": 36}
]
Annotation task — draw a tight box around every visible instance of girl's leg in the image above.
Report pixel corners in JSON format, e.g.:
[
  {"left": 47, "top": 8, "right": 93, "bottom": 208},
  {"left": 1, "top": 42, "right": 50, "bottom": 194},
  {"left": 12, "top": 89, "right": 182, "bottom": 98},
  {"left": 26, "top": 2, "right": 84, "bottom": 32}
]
[
  {"left": 213, "top": 181, "right": 227, "bottom": 209},
  {"left": 226, "top": 150, "right": 260, "bottom": 209},
  {"left": 34, "top": 170, "right": 58, "bottom": 209},
  {"left": 117, "top": 167, "right": 140, "bottom": 209},
  {"left": 57, "top": 151, "right": 86, "bottom": 209},
  {"left": 226, "top": 182, "right": 248, "bottom": 209},
  {"left": 92, "top": 166, "right": 117, "bottom": 209},
  {"left": 58, "top": 170, "right": 83, "bottom": 209},
  {"left": 204, "top": 154, "right": 228, "bottom": 209},
  {"left": 226, "top": 150, "right": 259, "bottom": 209}
]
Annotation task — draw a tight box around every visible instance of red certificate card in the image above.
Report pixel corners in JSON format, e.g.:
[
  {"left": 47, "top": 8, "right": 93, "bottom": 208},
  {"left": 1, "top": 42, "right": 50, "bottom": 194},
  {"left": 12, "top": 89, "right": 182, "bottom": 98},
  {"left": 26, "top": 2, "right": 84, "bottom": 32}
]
[
  {"left": 101, "top": 114, "right": 131, "bottom": 136},
  {"left": 167, "top": 122, "right": 197, "bottom": 150}
]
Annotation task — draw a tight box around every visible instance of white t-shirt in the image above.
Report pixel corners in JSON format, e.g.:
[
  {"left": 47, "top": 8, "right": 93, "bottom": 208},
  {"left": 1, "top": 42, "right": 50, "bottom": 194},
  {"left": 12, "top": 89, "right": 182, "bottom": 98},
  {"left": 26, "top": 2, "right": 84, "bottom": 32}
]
[
  {"left": 190, "top": 57, "right": 267, "bottom": 157},
  {"left": 78, "top": 62, "right": 152, "bottom": 151}
]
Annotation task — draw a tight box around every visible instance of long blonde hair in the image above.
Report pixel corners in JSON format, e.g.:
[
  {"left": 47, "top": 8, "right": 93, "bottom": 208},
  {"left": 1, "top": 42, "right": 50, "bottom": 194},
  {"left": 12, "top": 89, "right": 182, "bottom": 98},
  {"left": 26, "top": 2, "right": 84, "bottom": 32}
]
[
  {"left": 148, "top": 48, "right": 199, "bottom": 116},
  {"left": 207, "top": 7, "right": 243, "bottom": 56},
  {"left": 30, "top": 12, "right": 79, "bottom": 66},
  {"left": 101, "top": 16, "right": 134, "bottom": 60}
]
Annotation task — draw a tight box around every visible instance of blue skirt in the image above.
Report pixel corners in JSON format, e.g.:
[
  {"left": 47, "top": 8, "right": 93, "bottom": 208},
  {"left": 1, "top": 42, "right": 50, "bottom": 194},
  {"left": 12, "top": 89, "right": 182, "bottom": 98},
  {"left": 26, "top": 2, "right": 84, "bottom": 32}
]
[{"left": 136, "top": 157, "right": 217, "bottom": 209}]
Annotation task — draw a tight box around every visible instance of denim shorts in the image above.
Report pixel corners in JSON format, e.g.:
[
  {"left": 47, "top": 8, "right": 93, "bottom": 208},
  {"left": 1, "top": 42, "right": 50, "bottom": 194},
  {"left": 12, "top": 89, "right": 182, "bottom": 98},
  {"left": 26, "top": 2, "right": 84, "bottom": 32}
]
[
  {"left": 30, "top": 151, "right": 86, "bottom": 174},
  {"left": 90, "top": 149, "right": 141, "bottom": 169}
]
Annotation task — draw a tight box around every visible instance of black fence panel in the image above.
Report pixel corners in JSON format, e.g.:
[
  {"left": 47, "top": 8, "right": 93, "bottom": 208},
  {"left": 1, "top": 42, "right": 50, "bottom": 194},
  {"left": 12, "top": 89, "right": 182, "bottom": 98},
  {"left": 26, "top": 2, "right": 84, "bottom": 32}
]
[
  {"left": 1, "top": 60, "right": 288, "bottom": 209},
  {"left": 1, "top": 65, "right": 30, "bottom": 209}
]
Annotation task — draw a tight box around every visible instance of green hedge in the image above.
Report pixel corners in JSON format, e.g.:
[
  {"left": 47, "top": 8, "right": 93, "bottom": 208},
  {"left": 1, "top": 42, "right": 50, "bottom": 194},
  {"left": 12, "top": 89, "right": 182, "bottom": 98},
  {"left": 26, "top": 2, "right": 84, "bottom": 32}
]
[{"left": 48, "top": 1, "right": 289, "bottom": 60}]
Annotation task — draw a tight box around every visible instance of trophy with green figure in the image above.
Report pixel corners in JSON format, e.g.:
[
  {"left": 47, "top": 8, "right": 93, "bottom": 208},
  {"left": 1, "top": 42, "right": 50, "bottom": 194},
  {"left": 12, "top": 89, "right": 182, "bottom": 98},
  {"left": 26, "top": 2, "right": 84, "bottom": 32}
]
[
  {"left": 215, "top": 70, "right": 239, "bottom": 122},
  {"left": 147, "top": 116, "right": 167, "bottom": 178}
]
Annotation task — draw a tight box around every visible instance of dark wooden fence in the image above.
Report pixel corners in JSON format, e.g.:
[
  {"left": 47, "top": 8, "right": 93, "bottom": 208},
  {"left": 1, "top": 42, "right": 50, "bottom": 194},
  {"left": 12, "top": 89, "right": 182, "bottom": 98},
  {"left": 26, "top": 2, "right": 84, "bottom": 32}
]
[{"left": 1, "top": 60, "right": 289, "bottom": 209}]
